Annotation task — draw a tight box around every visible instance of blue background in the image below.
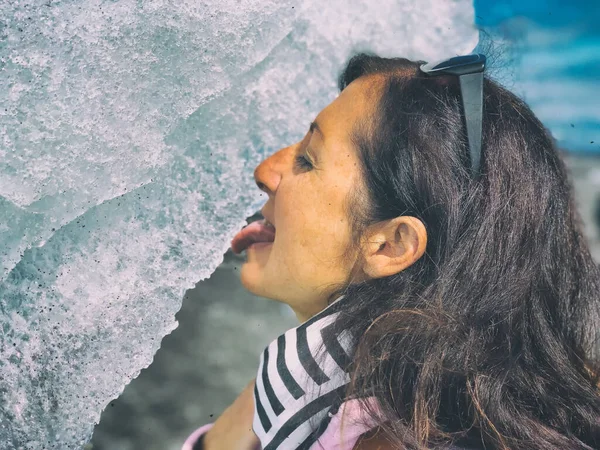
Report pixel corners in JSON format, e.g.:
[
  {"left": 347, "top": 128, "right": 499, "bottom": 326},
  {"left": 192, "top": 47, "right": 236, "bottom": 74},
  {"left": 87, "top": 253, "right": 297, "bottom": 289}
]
[{"left": 474, "top": 0, "right": 599, "bottom": 153}]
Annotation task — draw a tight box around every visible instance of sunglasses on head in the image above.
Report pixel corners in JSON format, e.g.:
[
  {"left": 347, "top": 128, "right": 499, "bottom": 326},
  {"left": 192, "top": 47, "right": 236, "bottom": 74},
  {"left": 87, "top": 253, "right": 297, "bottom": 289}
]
[{"left": 420, "top": 53, "right": 486, "bottom": 178}]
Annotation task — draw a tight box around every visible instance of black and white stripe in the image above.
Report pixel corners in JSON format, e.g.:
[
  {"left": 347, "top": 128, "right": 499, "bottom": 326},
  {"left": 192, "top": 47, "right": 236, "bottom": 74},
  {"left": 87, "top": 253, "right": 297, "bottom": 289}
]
[{"left": 253, "top": 296, "right": 354, "bottom": 449}]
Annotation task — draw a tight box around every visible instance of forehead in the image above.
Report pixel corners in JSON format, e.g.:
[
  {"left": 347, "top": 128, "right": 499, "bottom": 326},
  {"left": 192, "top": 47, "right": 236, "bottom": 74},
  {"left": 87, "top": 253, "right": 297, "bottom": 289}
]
[{"left": 315, "top": 76, "right": 380, "bottom": 144}]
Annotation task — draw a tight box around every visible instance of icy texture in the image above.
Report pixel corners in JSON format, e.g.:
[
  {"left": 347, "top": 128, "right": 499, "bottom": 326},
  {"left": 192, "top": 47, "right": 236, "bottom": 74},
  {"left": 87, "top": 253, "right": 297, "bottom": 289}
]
[{"left": 0, "top": 0, "right": 478, "bottom": 448}]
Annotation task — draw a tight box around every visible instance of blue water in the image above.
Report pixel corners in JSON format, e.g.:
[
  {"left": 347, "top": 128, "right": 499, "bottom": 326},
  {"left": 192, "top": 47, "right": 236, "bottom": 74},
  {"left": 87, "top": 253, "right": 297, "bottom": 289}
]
[{"left": 475, "top": 0, "right": 600, "bottom": 153}]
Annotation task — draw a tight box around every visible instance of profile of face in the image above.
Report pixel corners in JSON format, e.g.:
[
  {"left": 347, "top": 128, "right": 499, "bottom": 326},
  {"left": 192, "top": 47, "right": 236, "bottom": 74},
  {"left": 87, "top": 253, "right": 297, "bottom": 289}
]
[{"left": 233, "top": 76, "right": 427, "bottom": 322}]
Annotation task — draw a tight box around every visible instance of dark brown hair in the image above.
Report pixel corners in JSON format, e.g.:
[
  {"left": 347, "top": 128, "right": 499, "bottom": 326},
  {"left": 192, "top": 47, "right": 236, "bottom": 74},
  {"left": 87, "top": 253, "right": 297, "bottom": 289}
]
[{"left": 324, "top": 53, "right": 600, "bottom": 449}]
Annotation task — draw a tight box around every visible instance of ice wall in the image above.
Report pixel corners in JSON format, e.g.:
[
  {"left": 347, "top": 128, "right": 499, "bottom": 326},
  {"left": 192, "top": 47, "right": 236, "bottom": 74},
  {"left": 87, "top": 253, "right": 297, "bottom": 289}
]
[{"left": 0, "top": 1, "right": 478, "bottom": 448}]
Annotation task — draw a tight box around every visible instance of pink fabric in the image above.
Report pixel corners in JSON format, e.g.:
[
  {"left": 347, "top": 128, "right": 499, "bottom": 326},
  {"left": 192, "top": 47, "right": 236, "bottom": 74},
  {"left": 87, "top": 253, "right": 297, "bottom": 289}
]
[
  {"left": 181, "top": 399, "right": 378, "bottom": 450},
  {"left": 181, "top": 423, "right": 213, "bottom": 450},
  {"left": 308, "top": 398, "right": 380, "bottom": 450}
]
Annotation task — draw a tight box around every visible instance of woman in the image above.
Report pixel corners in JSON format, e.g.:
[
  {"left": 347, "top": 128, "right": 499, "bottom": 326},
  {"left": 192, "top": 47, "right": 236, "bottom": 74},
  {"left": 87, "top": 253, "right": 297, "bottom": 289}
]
[{"left": 183, "top": 52, "right": 600, "bottom": 449}]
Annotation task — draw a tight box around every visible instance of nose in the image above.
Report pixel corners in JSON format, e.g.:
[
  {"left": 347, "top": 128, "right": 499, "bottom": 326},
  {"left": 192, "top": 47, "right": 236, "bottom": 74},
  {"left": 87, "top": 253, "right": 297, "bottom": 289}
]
[{"left": 253, "top": 147, "right": 289, "bottom": 198}]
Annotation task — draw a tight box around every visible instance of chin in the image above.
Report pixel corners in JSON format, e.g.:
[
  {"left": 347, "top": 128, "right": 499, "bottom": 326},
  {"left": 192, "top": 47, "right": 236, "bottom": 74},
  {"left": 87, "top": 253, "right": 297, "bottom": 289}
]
[
  {"left": 239, "top": 261, "right": 270, "bottom": 297},
  {"left": 238, "top": 242, "right": 275, "bottom": 293}
]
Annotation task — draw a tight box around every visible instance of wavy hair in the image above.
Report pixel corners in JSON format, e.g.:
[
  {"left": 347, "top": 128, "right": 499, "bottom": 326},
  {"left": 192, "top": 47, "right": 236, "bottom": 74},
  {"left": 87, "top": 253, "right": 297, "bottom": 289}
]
[{"left": 324, "top": 53, "right": 600, "bottom": 449}]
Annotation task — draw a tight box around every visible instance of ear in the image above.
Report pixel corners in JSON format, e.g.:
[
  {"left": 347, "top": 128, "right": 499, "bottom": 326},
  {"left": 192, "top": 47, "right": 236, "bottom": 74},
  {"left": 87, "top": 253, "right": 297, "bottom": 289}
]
[{"left": 360, "top": 216, "right": 427, "bottom": 280}]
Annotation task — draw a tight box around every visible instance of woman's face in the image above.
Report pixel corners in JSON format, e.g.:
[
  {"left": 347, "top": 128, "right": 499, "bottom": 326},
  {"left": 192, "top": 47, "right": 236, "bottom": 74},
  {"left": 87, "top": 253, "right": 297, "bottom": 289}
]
[{"left": 238, "top": 78, "right": 376, "bottom": 322}]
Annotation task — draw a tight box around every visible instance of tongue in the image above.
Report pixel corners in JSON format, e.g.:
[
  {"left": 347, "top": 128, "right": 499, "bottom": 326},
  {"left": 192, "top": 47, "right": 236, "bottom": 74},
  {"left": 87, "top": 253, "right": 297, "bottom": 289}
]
[{"left": 231, "top": 221, "right": 275, "bottom": 254}]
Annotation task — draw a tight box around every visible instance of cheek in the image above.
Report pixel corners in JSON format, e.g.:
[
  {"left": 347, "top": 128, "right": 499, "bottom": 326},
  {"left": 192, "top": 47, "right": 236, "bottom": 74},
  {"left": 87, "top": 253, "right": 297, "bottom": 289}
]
[{"left": 280, "top": 194, "right": 350, "bottom": 268}]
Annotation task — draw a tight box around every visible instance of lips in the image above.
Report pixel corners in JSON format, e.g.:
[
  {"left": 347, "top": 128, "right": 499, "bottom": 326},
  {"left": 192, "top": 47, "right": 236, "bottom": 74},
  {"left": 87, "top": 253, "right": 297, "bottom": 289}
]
[{"left": 231, "top": 219, "right": 276, "bottom": 254}]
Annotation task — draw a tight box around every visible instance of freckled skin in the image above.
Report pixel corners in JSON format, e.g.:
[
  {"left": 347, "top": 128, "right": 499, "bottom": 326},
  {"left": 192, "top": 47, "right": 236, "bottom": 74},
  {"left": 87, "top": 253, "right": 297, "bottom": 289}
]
[
  {"left": 240, "top": 76, "right": 427, "bottom": 322},
  {"left": 240, "top": 80, "right": 369, "bottom": 321}
]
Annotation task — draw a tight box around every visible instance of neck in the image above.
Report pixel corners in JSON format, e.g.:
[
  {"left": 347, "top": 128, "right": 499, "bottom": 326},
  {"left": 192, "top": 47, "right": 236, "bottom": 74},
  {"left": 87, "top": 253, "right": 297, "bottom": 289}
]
[
  {"left": 293, "top": 307, "right": 321, "bottom": 324},
  {"left": 292, "top": 293, "right": 346, "bottom": 323}
]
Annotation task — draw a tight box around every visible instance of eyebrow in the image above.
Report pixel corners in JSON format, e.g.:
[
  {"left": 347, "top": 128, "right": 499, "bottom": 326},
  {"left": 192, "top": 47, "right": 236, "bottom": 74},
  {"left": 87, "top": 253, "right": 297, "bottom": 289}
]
[{"left": 310, "top": 121, "right": 324, "bottom": 138}]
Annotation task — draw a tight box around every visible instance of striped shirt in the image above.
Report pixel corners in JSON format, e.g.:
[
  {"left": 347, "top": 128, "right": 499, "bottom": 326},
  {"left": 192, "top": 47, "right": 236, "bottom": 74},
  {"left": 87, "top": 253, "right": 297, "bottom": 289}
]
[{"left": 253, "top": 296, "right": 354, "bottom": 449}]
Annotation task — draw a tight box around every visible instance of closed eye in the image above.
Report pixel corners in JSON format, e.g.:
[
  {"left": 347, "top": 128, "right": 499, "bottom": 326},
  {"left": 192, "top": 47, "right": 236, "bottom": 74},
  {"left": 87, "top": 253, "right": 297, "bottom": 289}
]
[{"left": 295, "top": 155, "right": 313, "bottom": 171}]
